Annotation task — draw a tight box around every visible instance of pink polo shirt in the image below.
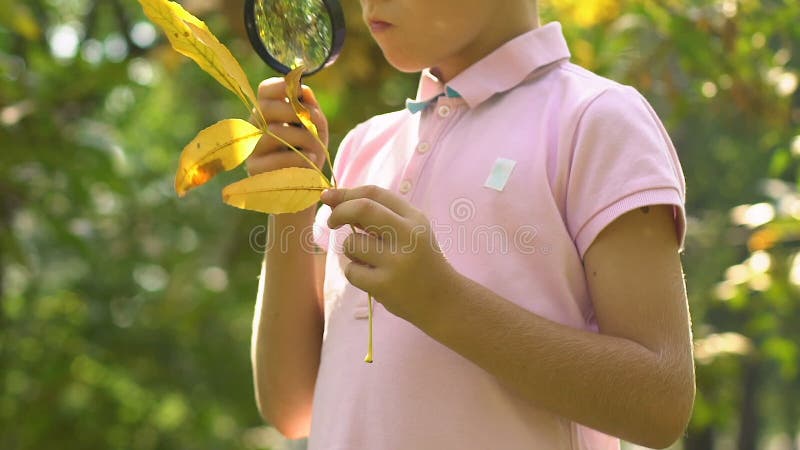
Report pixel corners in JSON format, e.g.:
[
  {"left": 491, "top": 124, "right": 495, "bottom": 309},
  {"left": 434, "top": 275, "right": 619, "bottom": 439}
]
[{"left": 308, "top": 22, "right": 686, "bottom": 450}]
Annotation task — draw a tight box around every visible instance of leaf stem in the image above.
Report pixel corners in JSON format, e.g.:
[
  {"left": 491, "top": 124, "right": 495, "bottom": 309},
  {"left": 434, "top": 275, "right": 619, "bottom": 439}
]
[
  {"left": 261, "top": 128, "right": 330, "bottom": 187},
  {"left": 309, "top": 132, "right": 335, "bottom": 185},
  {"left": 365, "top": 292, "right": 374, "bottom": 363},
  {"left": 344, "top": 223, "right": 374, "bottom": 364},
  {"left": 246, "top": 94, "right": 267, "bottom": 130}
]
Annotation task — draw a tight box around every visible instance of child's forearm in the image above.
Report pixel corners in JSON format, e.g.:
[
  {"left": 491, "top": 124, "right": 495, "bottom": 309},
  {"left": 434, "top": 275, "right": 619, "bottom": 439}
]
[
  {"left": 251, "top": 207, "right": 324, "bottom": 438},
  {"left": 419, "top": 269, "right": 693, "bottom": 449}
]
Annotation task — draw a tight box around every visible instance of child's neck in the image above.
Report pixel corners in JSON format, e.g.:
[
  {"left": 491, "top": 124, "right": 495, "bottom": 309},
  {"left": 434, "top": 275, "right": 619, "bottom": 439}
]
[{"left": 431, "top": 11, "right": 540, "bottom": 83}]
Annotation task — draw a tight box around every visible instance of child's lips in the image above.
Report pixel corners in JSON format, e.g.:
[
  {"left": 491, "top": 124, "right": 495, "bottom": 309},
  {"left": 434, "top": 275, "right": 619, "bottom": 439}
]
[{"left": 368, "top": 19, "right": 392, "bottom": 33}]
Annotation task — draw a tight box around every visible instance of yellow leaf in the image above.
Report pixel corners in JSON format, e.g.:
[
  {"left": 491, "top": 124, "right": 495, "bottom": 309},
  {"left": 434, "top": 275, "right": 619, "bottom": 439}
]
[
  {"left": 137, "top": 0, "right": 257, "bottom": 109},
  {"left": 222, "top": 167, "right": 330, "bottom": 214},
  {"left": 175, "top": 119, "right": 263, "bottom": 197},
  {"left": 184, "top": 21, "right": 258, "bottom": 108},
  {"left": 164, "top": 0, "right": 210, "bottom": 33},
  {"left": 284, "top": 66, "right": 319, "bottom": 138}
]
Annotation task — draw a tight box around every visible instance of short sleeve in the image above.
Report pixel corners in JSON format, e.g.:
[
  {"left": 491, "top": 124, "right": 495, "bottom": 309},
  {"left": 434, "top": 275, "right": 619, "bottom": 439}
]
[
  {"left": 566, "top": 86, "right": 687, "bottom": 259},
  {"left": 311, "top": 122, "right": 368, "bottom": 252}
]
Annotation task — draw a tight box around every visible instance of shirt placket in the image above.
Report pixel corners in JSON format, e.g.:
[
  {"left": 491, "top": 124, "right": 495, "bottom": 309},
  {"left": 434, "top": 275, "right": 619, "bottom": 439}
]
[
  {"left": 400, "top": 98, "right": 461, "bottom": 203},
  {"left": 351, "top": 98, "right": 461, "bottom": 320}
]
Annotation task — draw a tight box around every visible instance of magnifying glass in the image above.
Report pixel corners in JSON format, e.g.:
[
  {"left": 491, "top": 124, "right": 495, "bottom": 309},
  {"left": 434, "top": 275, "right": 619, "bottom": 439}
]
[{"left": 244, "top": 0, "right": 346, "bottom": 77}]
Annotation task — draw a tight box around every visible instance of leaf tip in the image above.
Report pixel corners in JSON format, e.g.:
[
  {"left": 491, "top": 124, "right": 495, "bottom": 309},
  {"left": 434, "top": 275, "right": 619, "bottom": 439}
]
[{"left": 175, "top": 171, "right": 188, "bottom": 197}]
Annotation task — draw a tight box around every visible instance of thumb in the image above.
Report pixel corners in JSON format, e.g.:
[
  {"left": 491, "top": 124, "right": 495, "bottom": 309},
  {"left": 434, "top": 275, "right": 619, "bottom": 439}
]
[
  {"left": 300, "top": 85, "right": 321, "bottom": 109},
  {"left": 320, "top": 188, "right": 346, "bottom": 206}
]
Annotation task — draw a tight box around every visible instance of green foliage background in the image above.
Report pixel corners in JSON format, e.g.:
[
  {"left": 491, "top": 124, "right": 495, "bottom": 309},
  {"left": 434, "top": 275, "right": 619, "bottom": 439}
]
[{"left": 1, "top": 0, "right": 798, "bottom": 449}]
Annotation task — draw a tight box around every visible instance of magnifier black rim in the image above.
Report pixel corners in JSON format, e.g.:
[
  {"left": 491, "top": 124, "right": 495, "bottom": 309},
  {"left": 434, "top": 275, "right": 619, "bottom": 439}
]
[{"left": 244, "top": 0, "right": 346, "bottom": 77}]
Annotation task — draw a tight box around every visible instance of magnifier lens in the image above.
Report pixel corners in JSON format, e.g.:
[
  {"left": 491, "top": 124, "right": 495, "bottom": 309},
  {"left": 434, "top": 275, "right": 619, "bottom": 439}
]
[{"left": 247, "top": 0, "right": 342, "bottom": 76}]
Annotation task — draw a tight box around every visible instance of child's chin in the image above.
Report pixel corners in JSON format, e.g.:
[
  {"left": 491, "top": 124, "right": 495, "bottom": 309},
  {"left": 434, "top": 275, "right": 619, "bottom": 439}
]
[
  {"left": 391, "top": 64, "right": 426, "bottom": 74},
  {"left": 381, "top": 53, "right": 427, "bottom": 74}
]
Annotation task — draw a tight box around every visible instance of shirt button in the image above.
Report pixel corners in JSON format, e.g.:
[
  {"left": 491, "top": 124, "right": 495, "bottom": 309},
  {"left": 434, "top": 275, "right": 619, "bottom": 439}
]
[
  {"left": 353, "top": 307, "right": 369, "bottom": 320},
  {"left": 416, "top": 142, "right": 430, "bottom": 154},
  {"left": 399, "top": 179, "right": 412, "bottom": 194},
  {"left": 437, "top": 105, "right": 451, "bottom": 118}
]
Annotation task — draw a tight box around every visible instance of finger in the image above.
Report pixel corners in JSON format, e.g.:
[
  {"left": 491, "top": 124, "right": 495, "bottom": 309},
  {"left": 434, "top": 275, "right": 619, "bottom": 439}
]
[
  {"left": 259, "top": 78, "right": 318, "bottom": 106},
  {"left": 300, "top": 85, "right": 319, "bottom": 107},
  {"left": 342, "top": 232, "right": 390, "bottom": 268},
  {"left": 256, "top": 79, "right": 328, "bottom": 142},
  {"left": 250, "top": 96, "right": 328, "bottom": 145},
  {"left": 257, "top": 77, "right": 290, "bottom": 100},
  {"left": 322, "top": 185, "right": 418, "bottom": 219},
  {"left": 252, "top": 123, "right": 322, "bottom": 156},
  {"left": 326, "top": 196, "right": 409, "bottom": 238},
  {"left": 258, "top": 78, "right": 315, "bottom": 106},
  {"left": 304, "top": 100, "right": 329, "bottom": 142},
  {"left": 245, "top": 149, "right": 321, "bottom": 176},
  {"left": 265, "top": 123, "right": 322, "bottom": 151},
  {"left": 343, "top": 259, "right": 383, "bottom": 294},
  {"left": 295, "top": 86, "right": 329, "bottom": 143},
  {"left": 254, "top": 99, "right": 307, "bottom": 125}
]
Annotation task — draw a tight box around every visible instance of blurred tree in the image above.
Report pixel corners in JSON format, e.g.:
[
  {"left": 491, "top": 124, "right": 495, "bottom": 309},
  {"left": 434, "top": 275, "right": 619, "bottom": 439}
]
[
  {"left": 1, "top": 0, "right": 798, "bottom": 449},
  {"left": 542, "top": 1, "right": 799, "bottom": 448}
]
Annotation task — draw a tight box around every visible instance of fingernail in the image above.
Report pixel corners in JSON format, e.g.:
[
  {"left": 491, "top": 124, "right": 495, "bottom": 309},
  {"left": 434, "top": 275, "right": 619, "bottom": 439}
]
[{"left": 321, "top": 189, "right": 332, "bottom": 203}]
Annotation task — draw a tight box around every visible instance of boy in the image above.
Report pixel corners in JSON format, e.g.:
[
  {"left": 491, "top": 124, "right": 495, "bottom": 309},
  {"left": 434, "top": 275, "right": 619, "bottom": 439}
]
[{"left": 248, "top": 0, "right": 695, "bottom": 449}]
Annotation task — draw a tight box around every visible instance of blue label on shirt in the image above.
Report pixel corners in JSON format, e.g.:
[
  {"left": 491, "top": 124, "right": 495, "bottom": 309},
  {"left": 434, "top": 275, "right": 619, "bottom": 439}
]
[{"left": 484, "top": 158, "right": 517, "bottom": 191}]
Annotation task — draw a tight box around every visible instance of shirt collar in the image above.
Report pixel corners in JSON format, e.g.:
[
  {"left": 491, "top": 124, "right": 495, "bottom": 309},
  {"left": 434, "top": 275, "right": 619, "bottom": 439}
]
[
  {"left": 405, "top": 85, "right": 461, "bottom": 114},
  {"left": 407, "top": 22, "right": 571, "bottom": 112}
]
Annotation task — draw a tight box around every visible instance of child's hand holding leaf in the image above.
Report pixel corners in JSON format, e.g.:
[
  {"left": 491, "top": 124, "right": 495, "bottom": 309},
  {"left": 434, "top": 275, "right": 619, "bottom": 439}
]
[
  {"left": 245, "top": 78, "right": 329, "bottom": 178},
  {"left": 227, "top": 78, "right": 331, "bottom": 215},
  {"left": 137, "top": 0, "right": 331, "bottom": 212},
  {"left": 137, "top": 0, "right": 379, "bottom": 362},
  {"left": 321, "top": 186, "right": 457, "bottom": 328}
]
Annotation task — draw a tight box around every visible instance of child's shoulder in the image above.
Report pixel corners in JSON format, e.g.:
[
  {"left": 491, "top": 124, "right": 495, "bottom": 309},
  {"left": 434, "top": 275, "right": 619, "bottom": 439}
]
[
  {"left": 555, "top": 61, "right": 620, "bottom": 86},
  {"left": 338, "top": 108, "right": 410, "bottom": 154},
  {"left": 331, "top": 109, "right": 409, "bottom": 179},
  {"left": 540, "top": 61, "right": 651, "bottom": 114},
  {"left": 518, "top": 60, "right": 660, "bottom": 134},
  {"left": 354, "top": 109, "right": 409, "bottom": 138}
]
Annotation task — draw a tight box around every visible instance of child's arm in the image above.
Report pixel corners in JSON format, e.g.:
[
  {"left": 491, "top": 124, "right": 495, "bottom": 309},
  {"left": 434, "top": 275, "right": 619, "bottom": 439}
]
[
  {"left": 322, "top": 188, "right": 693, "bottom": 449},
  {"left": 248, "top": 78, "right": 329, "bottom": 438},
  {"left": 427, "top": 205, "right": 693, "bottom": 449},
  {"left": 251, "top": 208, "right": 324, "bottom": 438}
]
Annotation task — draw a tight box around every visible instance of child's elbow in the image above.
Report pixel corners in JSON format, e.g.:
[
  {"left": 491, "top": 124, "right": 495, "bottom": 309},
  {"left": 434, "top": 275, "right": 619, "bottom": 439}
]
[
  {"left": 255, "top": 395, "right": 312, "bottom": 439},
  {"left": 632, "top": 378, "right": 695, "bottom": 449},
  {"left": 636, "top": 423, "right": 688, "bottom": 449}
]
